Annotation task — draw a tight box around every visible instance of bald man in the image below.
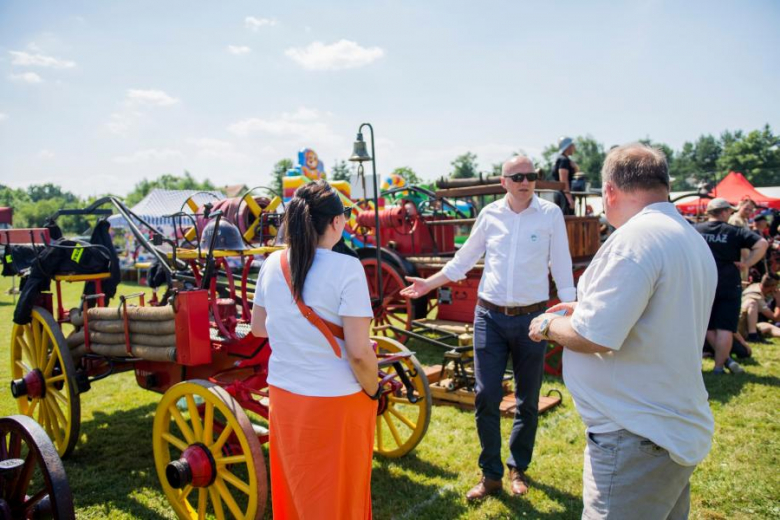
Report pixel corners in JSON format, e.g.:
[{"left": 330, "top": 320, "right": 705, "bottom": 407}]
[{"left": 402, "top": 155, "right": 575, "bottom": 500}]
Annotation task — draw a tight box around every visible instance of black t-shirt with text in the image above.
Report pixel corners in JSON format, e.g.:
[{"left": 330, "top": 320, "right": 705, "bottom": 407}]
[{"left": 695, "top": 220, "right": 761, "bottom": 295}]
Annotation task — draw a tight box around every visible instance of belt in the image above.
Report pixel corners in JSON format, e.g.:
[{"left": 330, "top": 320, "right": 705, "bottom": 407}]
[{"left": 477, "top": 298, "right": 547, "bottom": 317}]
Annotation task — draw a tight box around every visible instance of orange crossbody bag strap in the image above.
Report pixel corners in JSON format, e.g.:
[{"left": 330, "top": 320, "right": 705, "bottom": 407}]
[{"left": 280, "top": 251, "right": 344, "bottom": 358}]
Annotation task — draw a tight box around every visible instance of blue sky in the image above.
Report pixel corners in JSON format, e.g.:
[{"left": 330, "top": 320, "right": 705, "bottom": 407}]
[{"left": 1, "top": 0, "right": 778, "bottom": 197}]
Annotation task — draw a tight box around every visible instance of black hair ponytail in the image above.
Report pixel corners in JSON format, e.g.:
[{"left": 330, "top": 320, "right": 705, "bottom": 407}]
[{"left": 282, "top": 180, "right": 341, "bottom": 300}]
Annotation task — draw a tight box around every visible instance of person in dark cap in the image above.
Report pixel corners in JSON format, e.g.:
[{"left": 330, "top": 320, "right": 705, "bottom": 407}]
[
  {"left": 695, "top": 198, "right": 767, "bottom": 374},
  {"left": 551, "top": 136, "right": 577, "bottom": 215}
]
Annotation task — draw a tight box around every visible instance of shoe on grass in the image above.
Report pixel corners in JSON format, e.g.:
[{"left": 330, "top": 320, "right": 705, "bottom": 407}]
[
  {"left": 725, "top": 358, "right": 745, "bottom": 374},
  {"left": 747, "top": 333, "right": 768, "bottom": 344},
  {"left": 713, "top": 366, "right": 726, "bottom": 375},
  {"left": 466, "top": 476, "right": 502, "bottom": 501}
]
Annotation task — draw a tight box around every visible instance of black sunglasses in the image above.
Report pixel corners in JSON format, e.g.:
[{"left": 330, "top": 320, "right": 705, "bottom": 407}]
[{"left": 504, "top": 172, "right": 539, "bottom": 183}]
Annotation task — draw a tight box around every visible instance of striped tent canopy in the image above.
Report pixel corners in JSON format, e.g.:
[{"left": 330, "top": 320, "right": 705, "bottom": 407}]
[{"left": 108, "top": 189, "right": 223, "bottom": 235}]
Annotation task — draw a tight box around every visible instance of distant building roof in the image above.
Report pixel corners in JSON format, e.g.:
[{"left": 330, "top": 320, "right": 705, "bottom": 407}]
[
  {"left": 224, "top": 184, "right": 247, "bottom": 198},
  {"left": 108, "top": 189, "right": 223, "bottom": 230}
]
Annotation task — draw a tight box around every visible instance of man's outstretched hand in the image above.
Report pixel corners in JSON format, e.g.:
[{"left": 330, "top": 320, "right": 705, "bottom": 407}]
[{"left": 400, "top": 276, "right": 432, "bottom": 299}]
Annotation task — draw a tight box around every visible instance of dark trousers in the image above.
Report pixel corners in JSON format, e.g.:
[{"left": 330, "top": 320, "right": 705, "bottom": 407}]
[{"left": 473, "top": 305, "right": 546, "bottom": 480}]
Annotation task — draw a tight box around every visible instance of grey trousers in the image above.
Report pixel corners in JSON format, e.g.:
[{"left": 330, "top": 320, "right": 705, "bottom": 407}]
[{"left": 582, "top": 429, "right": 696, "bottom": 520}]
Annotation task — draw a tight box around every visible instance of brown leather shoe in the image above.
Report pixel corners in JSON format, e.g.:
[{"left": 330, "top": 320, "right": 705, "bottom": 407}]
[
  {"left": 466, "top": 476, "right": 502, "bottom": 501},
  {"left": 508, "top": 468, "right": 529, "bottom": 495}
]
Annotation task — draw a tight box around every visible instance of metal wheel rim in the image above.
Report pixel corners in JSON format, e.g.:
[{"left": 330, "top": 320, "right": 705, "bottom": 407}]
[
  {"left": 10, "top": 307, "right": 81, "bottom": 458},
  {"left": 362, "top": 258, "right": 413, "bottom": 342},
  {"left": 372, "top": 337, "right": 432, "bottom": 458},
  {"left": 152, "top": 379, "right": 267, "bottom": 520},
  {"left": 0, "top": 414, "right": 75, "bottom": 519}
]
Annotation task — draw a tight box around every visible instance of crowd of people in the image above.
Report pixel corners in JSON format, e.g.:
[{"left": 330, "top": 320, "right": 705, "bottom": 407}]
[
  {"left": 695, "top": 196, "right": 779, "bottom": 374},
  {"left": 248, "top": 142, "right": 769, "bottom": 519}
]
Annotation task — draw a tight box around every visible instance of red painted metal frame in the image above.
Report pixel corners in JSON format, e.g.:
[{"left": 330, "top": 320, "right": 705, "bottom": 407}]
[{"left": 0, "top": 228, "right": 50, "bottom": 246}]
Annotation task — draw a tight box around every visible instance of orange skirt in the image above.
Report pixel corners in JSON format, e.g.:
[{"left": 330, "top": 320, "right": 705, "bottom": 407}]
[{"left": 269, "top": 385, "right": 377, "bottom": 520}]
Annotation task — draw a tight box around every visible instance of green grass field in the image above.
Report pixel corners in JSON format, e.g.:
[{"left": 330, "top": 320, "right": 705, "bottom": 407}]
[{"left": 0, "top": 277, "right": 778, "bottom": 519}]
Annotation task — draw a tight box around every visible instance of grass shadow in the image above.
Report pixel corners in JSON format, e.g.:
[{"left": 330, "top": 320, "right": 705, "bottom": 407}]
[
  {"left": 63, "top": 402, "right": 171, "bottom": 520},
  {"left": 490, "top": 480, "right": 582, "bottom": 519},
  {"left": 371, "top": 455, "right": 466, "bottom": 520},
  {"left": 704, "top": 370, "right": 780, "bottom": 404}
]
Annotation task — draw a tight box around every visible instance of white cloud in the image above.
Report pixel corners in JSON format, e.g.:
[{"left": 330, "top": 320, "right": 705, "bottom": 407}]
[
  {"left": 186, "top": 138, "right": 248, "bottom": 161},
  {"left": 105, "top": 111, "right": 143, "bottom": 135},
  {"left": 285, "top": 40, "right": 384, "bottom": 71},
  {"left": 113, "top": 148, "right": 184, "bottom": 164},
  {"left": 283, "top": 107, "right": 321, "bottom": 121},
  {"left": 38, "top": 149, "right": 55, "bottom": 159},
  {"left": 227, "top": 45, "right": 251, "bottom": 55},
  {"left": 9, "top": 50, "right": 76, "bottom": 69},
  {"left": 9, "top": 72, "right": 43, "bottom": 84},
  {"left": 0, "top": 113, "right": 7, "bottom": 122},
  {"left": 126, "top": 89, "right": 179, "bottom": 106},
  {"left": 104, "top": 90, "right": 177, "bottom": 135},
  {"left": 227, "top": 106, "right": 346, "bottom": 155},
  {"left": 245, "top": 16, "right": 278, "bottom": 31}
]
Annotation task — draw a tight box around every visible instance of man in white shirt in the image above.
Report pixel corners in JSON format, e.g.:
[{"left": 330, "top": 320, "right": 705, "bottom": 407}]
[
  {"left": 401, "top": 155, "right": 575, "bottom": 500},
  {"left": 529, "top": 144, "right": 716, "bottom": 519}
]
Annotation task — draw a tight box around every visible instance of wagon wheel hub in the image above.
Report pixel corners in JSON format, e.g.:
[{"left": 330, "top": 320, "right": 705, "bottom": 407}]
[
  {"left": 166, "top": 443, "right": 217, "bottom": 489},
  {"left": 10, "top": 368, "right": 46, "bottom": 399}
]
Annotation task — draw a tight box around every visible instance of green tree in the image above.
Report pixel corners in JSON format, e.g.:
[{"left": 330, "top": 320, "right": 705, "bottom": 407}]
[
  {"left": 571, "top": 136, "right": 606, "bottom": 188},
  {"left": 672, "top": 134, "right": 722, "bottom": 190},
  {"left": 717, "top": 125, "right": 780, "bottom": 186},
  {"left": 125, "top": 171, "right": 218, "bottom": 206},
  {"left": 330, "top": 160, "right": 352, "bottom": 182},
  {"left": 450, "top": 152, "right": 479, "bottom": 179},
  {"left": 26, "top": 183, "right": 78, "bottom": 204},
  {"left": 391, "top": 166, "right": 421, "bottom": 185},
  {"left": 269, "top": 159, "right": 294, "bottom": 198},
  {"left": 0, "top": 185, "right": 30, "bottom": 207}
]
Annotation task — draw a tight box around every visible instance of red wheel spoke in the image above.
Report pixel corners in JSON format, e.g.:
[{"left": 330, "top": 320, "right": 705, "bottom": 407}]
[
  {"left": 12, "top": 451, "right": 36, "bottom": 503},
  {"left": 22, "top": 488, "right": 48, "bottom": 515},
  {"left": 8, "top": 432, "right": 21, "bottom": 458},
  {"left": 0, "top": 432, "right": 7, "bottom": 459}
]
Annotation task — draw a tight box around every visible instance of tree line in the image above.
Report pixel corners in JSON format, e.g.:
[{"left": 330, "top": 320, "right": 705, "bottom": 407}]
[
  {"left": 447, "top": 124, "right": 780, "bottom": 191},
  {"left": 0, "top": 172, "right": 218, "bottom": 235},
  {"left": 2, "top": 124, "right": 776, "bottom": 235}
]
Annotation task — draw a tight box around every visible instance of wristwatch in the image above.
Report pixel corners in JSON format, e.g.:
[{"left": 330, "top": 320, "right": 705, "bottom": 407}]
[{"left": 539, "top": 316, "right": 559, "bottom": 340}]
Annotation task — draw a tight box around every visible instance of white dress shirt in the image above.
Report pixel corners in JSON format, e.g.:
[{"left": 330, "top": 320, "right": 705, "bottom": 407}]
[{"left": 442, "top": 195, "right": 575, "bottom": 306}]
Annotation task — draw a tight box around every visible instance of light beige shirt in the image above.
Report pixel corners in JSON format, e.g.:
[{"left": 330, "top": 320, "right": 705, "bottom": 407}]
[{"left": 728, "top": 214, "right": 750, "bottom": 230}]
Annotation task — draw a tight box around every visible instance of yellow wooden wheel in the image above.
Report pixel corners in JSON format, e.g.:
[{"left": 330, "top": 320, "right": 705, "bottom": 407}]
[
  {"left": 372, "top": 337, "right": 432, "bottom": 458},
  {"left": 10, "top": 306, "right": 80, "bottom": 458},
  {"left": 152, "top": 380, "right": 267, "bottom": 520}
]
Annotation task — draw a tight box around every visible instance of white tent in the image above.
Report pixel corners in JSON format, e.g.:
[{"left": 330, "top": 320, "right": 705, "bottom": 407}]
[{"left": 108, "top": 189, "right": 223, "bottom": 235}]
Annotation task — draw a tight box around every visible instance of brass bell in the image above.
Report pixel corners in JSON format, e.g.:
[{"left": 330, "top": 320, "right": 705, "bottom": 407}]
[{"left": 349, "top": 133, "right": 372, "bottom": 163}]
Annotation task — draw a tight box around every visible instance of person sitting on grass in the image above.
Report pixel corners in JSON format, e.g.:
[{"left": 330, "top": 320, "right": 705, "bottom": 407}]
[{"left": 739, "top": 272, "right": 780, "bottom": 343}]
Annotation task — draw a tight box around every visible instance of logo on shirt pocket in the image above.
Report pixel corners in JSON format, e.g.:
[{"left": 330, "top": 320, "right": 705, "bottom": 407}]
[{"left": 530, "top": 233, "right": 538, "bottom": 242}]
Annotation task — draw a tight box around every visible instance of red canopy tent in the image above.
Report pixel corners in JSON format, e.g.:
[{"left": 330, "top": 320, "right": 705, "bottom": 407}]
[{"left": 676, "top": 172, "right": 780, "bottom": 214}]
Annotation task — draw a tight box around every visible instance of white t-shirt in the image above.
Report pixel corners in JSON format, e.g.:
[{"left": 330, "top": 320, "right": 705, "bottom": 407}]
[
  {"left": 565, "top": 202, "right": 717, "bottom": 466},
  {"left": 253, "top": 249, "right": 373, "bottom": 397}
]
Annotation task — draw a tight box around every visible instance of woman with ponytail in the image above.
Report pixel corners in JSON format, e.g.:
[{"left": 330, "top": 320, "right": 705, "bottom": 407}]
[{"left": 251, "top": 180, "right": 378, "bottom": 519}]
